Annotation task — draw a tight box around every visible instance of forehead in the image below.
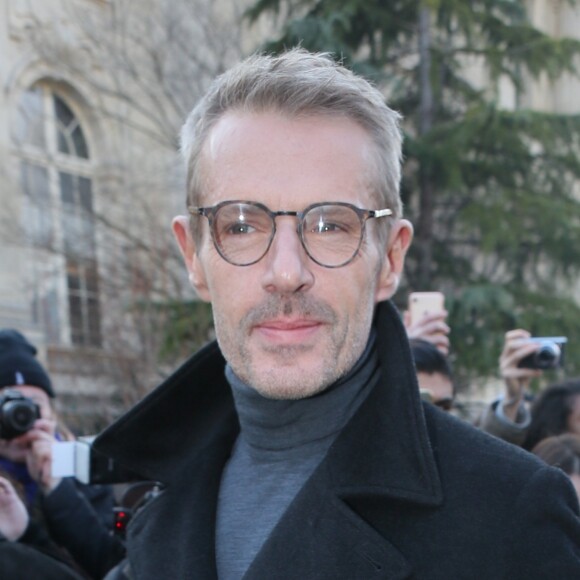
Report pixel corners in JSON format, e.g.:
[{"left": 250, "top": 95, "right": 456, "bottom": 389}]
[{"left": 199, "top": 111, "right": 378, "bottom": 208}]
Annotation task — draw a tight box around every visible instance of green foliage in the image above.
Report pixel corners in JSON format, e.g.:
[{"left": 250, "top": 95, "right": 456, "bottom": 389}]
[
  {"left": 247, "top": 0, "right": 580, "bottom": 383},
  {"left": 158, "top": 300, "right": 214, "bottom": 363}
]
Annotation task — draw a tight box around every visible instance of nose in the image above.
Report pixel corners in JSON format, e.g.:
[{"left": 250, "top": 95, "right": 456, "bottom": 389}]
[{"left": 261, "top": 218, "right": 314, "bottom": 294}]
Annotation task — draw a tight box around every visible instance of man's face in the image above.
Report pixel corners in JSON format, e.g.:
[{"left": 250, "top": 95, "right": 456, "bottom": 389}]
[
  {"left": 174, "top": 111, "right": 412, "bottom": 399},
  {"left": 0, "top": 385, "right": 52, "bottom": 462}
]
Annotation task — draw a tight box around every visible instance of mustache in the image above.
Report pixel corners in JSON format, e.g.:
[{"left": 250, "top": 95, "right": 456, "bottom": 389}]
[{"left": 242, "top": 294, "right": 337, "bottom": 327}]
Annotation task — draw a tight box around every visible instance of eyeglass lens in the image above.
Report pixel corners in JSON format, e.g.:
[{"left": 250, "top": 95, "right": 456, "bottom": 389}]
[{"left": 212, "top": 202, "right": 364, "bottom": 267}]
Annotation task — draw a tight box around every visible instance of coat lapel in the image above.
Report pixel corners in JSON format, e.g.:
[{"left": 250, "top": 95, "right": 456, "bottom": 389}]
[
  {"left": 245, "top": 469, "right": 412, "bottom": 580},
  {"left": 127, "top": 441, "right": 231, "bottom": 579},
  {"left": 95, "top": 342, "right": 240, "bottom": 579}
]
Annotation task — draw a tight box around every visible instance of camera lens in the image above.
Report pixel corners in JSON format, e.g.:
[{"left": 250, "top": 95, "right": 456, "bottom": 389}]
[
  {"left": 9, "top": 404, "right": 37, "bottom": 430},
  {"left": 517, "top": 336, "right": 567, "bottom": 370},
  {"left": 0, "top": 392, "right": 40, "bottom": 439},
  {"left": 534, "top": 343, "right": 560, "bottom": 369}
]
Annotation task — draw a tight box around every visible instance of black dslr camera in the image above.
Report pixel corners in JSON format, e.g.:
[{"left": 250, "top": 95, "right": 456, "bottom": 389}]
[
  {"left": 0, "top": 389, "right": 41, "bottom": 440},
  {"left": 518, "top": 336, "right": 567, "bottom": 370}
]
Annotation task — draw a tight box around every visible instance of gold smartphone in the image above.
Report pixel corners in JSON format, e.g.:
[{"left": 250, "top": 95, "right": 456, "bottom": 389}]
[{"left": 408, "top": 292, "right": 445, "bottom": 325}]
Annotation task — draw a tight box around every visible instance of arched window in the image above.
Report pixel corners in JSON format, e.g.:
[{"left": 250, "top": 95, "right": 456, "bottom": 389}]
[{"left": 15, "top": 86, "right": 101, "bottom": 348}]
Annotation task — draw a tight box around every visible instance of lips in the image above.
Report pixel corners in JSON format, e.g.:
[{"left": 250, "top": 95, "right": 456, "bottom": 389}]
[{"left": 253, "top": 318, "right": 323, "bottom": 343}]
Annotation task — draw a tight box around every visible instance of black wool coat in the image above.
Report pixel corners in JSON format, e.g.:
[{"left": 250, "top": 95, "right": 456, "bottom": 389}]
[
  {"left": 0, "top": 540, "right": 85, "bottom": 580},
  {"left": 94, "top": 301, "right": 580, "bottom": 579}
]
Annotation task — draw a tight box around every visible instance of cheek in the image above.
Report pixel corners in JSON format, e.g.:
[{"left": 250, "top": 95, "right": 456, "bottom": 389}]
[{"left": 204, "top": 265, "right": 254, "bottom": 318}]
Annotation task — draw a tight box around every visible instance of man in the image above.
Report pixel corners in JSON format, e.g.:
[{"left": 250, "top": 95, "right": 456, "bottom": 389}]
[
  {"left": 0, "top": 329, "right": 125, "bottom": 578},
  {"left": 478, "top": 328, "right": 540, "bottom": 445},
  {"left": 94, "top": 49, "right": 580, "bottom": 579},
  {"left": 403, "top": 298, "right": 454, "bottom": 410}
]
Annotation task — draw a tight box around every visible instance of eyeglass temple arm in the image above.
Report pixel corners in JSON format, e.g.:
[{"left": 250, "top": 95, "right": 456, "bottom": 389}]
[
  {"left": 187, "top": 205, "right": 392, "bottom": 218},
  {"left": 372, "top": 209, "right": 392, "bottom": 218}
]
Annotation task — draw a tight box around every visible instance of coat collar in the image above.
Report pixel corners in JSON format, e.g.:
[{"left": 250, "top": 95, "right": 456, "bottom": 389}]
[
  {"left": 337, "top": 299, "right": 443, "bottom": 505},
  {"left": 94, "top": 339, "right": 237, "bottom": 484}
]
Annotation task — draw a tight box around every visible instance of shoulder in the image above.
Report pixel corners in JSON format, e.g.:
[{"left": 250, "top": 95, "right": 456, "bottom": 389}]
[
  {"left": 423, "top": 402, "right": 580, "bottom": 508},
  {"left": 424, "top": 402, "right": 537, "bottom": 468},
  {"left": 422, "top": 403, "right": 580, "bottom": 573}
]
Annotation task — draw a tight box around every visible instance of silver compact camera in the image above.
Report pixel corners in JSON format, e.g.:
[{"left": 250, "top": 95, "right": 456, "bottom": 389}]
[{"left": 518, "top": 336, "right": 567, "bottom": 370}]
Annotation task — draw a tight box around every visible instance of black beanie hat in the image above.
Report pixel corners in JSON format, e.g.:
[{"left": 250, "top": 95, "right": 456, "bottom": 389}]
[{"left": 0, "top": 329, "right": 55, "bottom": 398}]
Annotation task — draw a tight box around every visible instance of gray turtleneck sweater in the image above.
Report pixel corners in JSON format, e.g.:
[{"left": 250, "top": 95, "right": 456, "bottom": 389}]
[{"left": 215, "top": 333, "right": 379, "bottom": 580}]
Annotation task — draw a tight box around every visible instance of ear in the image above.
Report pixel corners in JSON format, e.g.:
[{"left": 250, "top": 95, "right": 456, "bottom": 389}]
[
  {"left": 171, "top": 216, "right": 211, "bottom": 302},
  {"left": 375, "top": 219, "right": 413, "bottom": 302}
]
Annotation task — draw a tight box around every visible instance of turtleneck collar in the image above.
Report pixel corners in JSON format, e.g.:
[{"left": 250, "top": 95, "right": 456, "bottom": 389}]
[{"left": 225, "top": 329, "right": 379, "bottom": 452}]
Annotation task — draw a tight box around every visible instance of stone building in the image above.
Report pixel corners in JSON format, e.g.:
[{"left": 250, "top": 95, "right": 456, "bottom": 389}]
[
  {"left": 0, "top": 0, "right": 259, "bottom": 430},
  {"left": 0, "top": 0, "right": 578, "bottom": 429}
]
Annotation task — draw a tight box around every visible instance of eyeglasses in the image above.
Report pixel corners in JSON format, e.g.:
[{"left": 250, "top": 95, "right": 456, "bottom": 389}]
[{"left": 188, "top": 200, "right": 392, "bottom": 268}]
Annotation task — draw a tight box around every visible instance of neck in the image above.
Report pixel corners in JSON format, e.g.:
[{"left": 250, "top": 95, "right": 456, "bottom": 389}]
[{"left": 225, "top": 330, "right": 378, "bottom": 453}]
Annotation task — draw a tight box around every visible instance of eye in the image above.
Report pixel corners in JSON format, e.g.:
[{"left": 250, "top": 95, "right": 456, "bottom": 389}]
[
  {"left": 312, "top": 219, "right": 341, "bottom": 234},
  {"left": 216, "top": 204, "right": 272, "bottom": 238},
  {"left": 304, "top": 206, "right": 359, "bottom": 237},
  {"left": 225, "top": 221, "right": 256, "bottom": 235},
  {"left": 308, "top": 214, "right": 354, "bottom": 235}
]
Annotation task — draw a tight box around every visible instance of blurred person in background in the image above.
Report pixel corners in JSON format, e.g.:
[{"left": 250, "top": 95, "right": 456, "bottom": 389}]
[
  {"left": 532, "top": 434, "right": 580, "bottom": 503},
  {"left": 0, "top": 328, "right": 125, "bottom": 579},
  {"left": 409, "top": 338, "right": 455, "bottom": 412},
  {"left": 0, "top": 473, "right": 84, "bottom": 579},
  {"left": 523, "top": 380, "right": 580, "bottom": 451},
  {"left": 479, "top": 329, "right": 580, "bottom": 450},
  {"left": 403, "top": 312, "right": 572, "bottom": 448},
  {"left": 403, "top": 297, "right": 454, "bottom": 411},
  {"left": 478, "top": 329, "right": 540, "bottom": 445}
]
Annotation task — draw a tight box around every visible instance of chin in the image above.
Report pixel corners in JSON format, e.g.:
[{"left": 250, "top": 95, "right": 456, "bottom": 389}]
[{"left": 249, "top": 367, "right": 336, "bottom": 401}]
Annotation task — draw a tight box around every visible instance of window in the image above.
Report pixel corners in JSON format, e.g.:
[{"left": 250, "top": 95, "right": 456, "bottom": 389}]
[{"left": 15, "top": 86, "right": 102, "bottom": 348}]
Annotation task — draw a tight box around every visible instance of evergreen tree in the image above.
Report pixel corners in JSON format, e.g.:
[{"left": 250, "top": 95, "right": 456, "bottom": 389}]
[{"left": 247, "top": 0, "right": 580, "bottom": 385}]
